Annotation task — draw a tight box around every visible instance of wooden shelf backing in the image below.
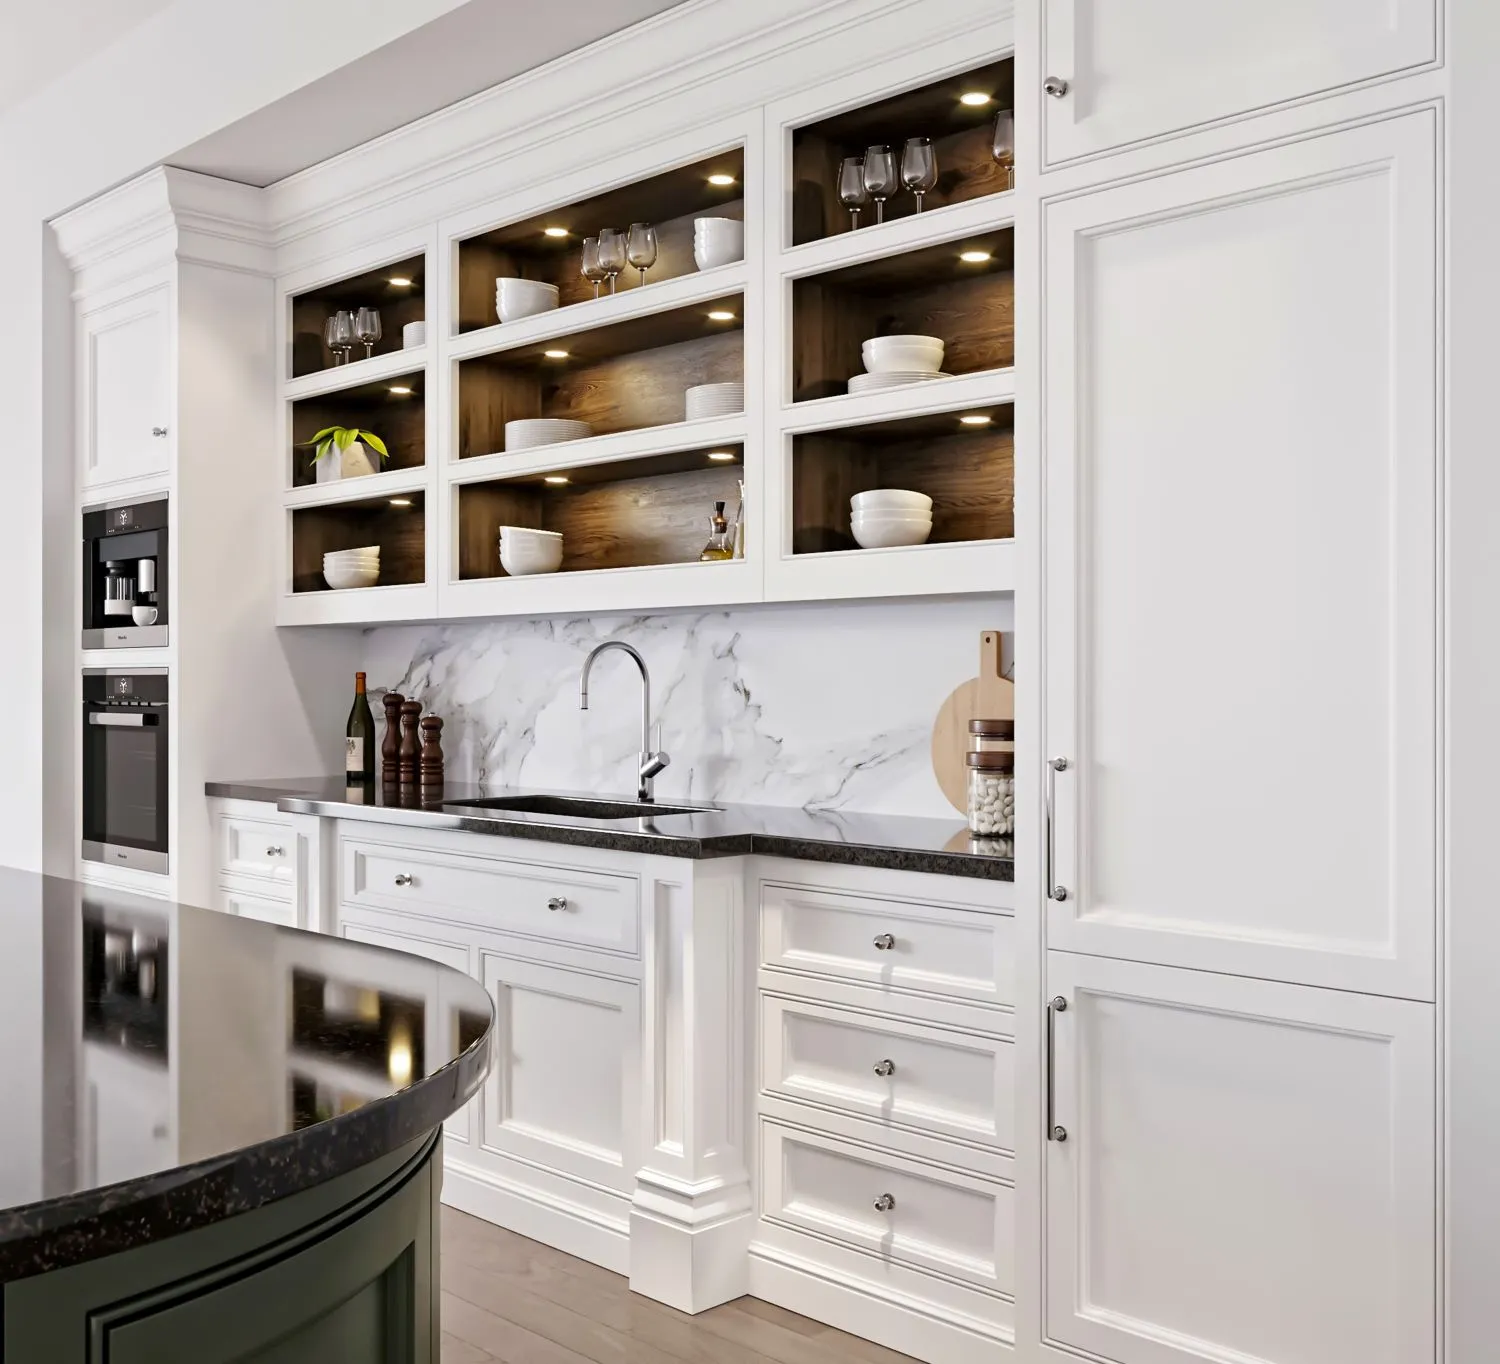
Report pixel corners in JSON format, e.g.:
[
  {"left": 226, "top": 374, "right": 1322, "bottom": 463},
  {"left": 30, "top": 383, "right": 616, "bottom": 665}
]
[
  {"left": 291, "top": 371, "right": 426, "bottom": 487},
  {"left": 792, "top": 230, "right": 1012, "bottom": 402},
  {"left": 791, "top": 406, "right": 1012, "bottom": 554},
  {"left": 290, "top": 254, "right": 426, "bottom": 378},
  {"left": 457, "top": 447, "right": 744, "bottom": 578},
  {"left": 458, "top": 150, "right": 746, "bottom": 332},
  {"left": 792, "top": 58, "right": 1012, "bottom": 246},
  {"left": 291, "top": 492, "right": 426, "bottom": 594},
  {"left": 458, "top": 301, "right": 743, "bottom": 457}
]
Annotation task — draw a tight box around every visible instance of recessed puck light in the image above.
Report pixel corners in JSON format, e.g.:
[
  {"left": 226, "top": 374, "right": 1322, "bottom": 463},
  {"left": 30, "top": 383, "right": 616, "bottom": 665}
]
[{"left": 959, "top": 92, "right": 993, "bottom": 107}]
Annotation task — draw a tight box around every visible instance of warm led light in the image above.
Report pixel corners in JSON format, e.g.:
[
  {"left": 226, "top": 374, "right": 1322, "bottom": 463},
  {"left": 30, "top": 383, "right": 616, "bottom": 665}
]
[
  {"left": 708, "top": 450, "right": 737, "bottom": 462},
  {"left": 959, "top": 249, "right": 992, "bottom": 263},
  {"left": 543, "top": 226, "right": 569, "bottom": 238},
  {"left": 959, "top": 91, "right": 993, "bottom": 106},
  {"left": 707, "top": 173, "right": 737, "bottom": 186},
  {"left": 544, "top": 475, "right": 570, "bottom": 485},
  {"left": 960, "top": 414, "right": 993, "bottom": 426},
  {"left": 389, "top": 497, "right": 413, "bottom": 507},
  {"left": 388, "top": 385, "right": 414, "bottom": 395},
  {"left": 543, "top": 349, "right": 569, "bottom": 359},
  {"left": 388, "top": 1020, "right": 414, "bottom": 1087},
  {"left": 707, "top": 310, "right": 736, "bottom": 322},
  {"left": 388, "top": 276, "right": 414, "bottom": 287}
]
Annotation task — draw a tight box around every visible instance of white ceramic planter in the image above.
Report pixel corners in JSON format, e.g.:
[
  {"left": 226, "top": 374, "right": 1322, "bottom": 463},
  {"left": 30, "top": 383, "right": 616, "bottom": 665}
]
[{"left": 315, "top": 440, "right": 381, "bottom": 483}]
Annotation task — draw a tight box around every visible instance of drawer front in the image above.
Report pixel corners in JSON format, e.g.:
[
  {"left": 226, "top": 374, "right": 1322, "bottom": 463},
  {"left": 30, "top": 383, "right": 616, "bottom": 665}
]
[
  {"left": 762, "top": 995, "right": 1012, "bottom": 1151},
  {"left": 761, "top": 1121, "right": 1012, "bottom": 1296},
  {"left": 221, "top": 885, "right": 297, "bottom": 929},
  {"left": 217, "top": 812, "right": 296, "bottom": 889},
  {"left": 343, "top": 838, "right": 639, "bottom": 956},
  {"left": 762, "top": 883, "right": 1012, "bottom": 1007}
]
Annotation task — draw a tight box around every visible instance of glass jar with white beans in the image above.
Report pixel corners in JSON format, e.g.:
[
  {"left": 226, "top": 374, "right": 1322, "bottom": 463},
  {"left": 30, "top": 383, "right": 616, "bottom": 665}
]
[{"left": 966, "top": 750, "right": 1014, "bottom": 838}]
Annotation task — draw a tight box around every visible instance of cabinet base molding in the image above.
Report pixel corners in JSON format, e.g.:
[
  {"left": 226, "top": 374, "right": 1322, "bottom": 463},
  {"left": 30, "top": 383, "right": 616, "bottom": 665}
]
[
  {"left": 748, "top": 1241, "right": 1013, "bottom": 1364},
  {"left": 628, "top": 1169, "right": 754, "bottom": 1312}
]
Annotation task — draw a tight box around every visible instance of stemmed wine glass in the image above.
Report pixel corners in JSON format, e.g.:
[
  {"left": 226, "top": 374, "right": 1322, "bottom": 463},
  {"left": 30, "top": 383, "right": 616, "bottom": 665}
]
[
  {"left": 325, "top": 311, "right": 355, "bottom": 365},
  {"left": 597, "top": 228, "right": 627, "bottom": 296},
  {"left": 838, "top": 156, "right": 869, "bottom": 231},
  {"left": 354, "top": 307, "right": 382, "bottom": 359},
  {"left": 992, "top": 110, "right": 1015, "bottom": 189},
  {"left": 581, "top": 237, "right": 607, "bottom": 300},
  {"left": 627, "top": 222, "right": 658, "bottom": 286},
  {"left": 901, "top": 137, "right": 938, "bottom": 212},
  {"left": 861, "top": 146, "right": 898, "bottom": 225}
]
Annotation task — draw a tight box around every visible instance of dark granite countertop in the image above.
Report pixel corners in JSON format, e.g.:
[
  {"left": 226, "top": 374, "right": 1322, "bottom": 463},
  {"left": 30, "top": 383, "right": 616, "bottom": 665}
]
[
  {"left": 0, "top": 868, "right": 492, "bottom": 1283},
  {"left": 204, "top": 777, "right": 1014, "bottom": 882}
]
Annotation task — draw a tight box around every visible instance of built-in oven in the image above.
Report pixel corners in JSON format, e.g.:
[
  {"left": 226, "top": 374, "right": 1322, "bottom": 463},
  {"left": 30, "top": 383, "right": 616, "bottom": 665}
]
[
  {"left": 82, "top": 495, "right": 168, "bottom": 649},
  {"left": 82, "top": 670, "right": 169, "bottom": 875}
]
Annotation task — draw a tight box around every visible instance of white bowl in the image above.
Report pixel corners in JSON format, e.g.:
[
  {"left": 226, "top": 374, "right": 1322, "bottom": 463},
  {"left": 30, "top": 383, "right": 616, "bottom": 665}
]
[
  {"left": 684, "top": 381, "right": 745, "bottom": 420},
  {"left": 402, "top": 320, "right": 427, "bottom": 349},
  {"left": 693, "top": 218, "right": 744, "bottom": 271},
  {"left": 850, "top": 518, "right": 932, "bottom": 550},
  {"left": 496, "top": 278, "right": 560, "bottom": 323},
  {"left": 324, "top": 564, "right": 381, "bottom": 590},
  {"left": 504, "top": 417, "right": 592, "bottom": 451},
  {"left": 131, "top": 605, "right": 159, "bottom": 627},
  {"left": 498, "top": 525, "right": 563, "bottom": 541},
  {"left": 323, "top": 548, "right": 381, "bottom": 560},
  {"left": 851, "top": 514, "right": 933, "bottom": 530},
  {"left": 863, "top": 334, "right": 945, "bottom": 375},
  {"left": 852, "top": 489, "right": 933, "bottom": 512},
  {"left": 500, "top": 538, "right": 564, "bottom": 576}
]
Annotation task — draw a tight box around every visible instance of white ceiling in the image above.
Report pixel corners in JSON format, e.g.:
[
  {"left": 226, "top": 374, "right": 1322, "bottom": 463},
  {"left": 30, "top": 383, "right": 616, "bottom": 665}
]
[
  {"left": 172, "top": 0, "right": 690, "bottom": 187},
  {"left": 0, "top": 0, "right": 175, "bottom": 118}
]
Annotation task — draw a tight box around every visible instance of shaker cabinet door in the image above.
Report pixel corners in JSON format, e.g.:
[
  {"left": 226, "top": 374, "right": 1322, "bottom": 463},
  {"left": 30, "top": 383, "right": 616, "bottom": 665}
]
[
  {"left": 1040, "top": 111, "right": 1438, "bottom": 1000},
  {"left": 1042, "top": 952, "right": 1435, "bottom": 1364},
  {"left": 1039, "top": 0, "right": 1437, "bottom": 165},
  {"left": 79, "top": 284, "right": 172, "bottom": 489}
]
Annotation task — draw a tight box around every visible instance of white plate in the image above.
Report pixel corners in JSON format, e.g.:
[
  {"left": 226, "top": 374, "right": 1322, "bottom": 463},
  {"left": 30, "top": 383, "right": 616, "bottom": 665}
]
[
  {"left": 847, "top": 370, "right": 951, "bottom": 394},
  {"left": 504, "top": 418, "right": 592, "bottom": 450}
]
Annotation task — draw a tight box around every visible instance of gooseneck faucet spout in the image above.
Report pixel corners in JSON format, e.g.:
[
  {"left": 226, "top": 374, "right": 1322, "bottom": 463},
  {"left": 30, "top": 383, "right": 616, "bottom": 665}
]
[{"left": 579, "top": 641, "right": 670, "bottom": 802}]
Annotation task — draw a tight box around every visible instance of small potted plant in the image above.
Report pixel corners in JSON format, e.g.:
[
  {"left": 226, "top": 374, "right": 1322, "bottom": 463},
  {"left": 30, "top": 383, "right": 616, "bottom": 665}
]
[{"left": 304, "top": 426, "right": 389, "bottom": 483}]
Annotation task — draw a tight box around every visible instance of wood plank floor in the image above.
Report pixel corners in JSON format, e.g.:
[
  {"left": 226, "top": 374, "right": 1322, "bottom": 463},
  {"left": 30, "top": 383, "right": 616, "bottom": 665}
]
[{"left": 439, "top": 1208, "right": 919, "bottom": 1364}]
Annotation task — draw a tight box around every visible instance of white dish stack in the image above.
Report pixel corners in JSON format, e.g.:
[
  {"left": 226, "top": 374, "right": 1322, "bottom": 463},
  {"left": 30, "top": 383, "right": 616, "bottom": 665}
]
[
  {"left": 684, "top": 382, "right": 745, "bottom": 421},
  {"left": 498, "top": 525, "right": 563, "bottom": 576},
  {"left": 402, "top": 320, "right": 427, "bottom": 349},
  {"left": 496, "top": 277, "right": 560, "bottom": 323},
  {"left": 848, "top": 334, "right": 951, "bottom": 394},
  {"left": 693, "top": 217, "right": 744, "bottom": 271},
  {"left": 850, "top": 489, "right": 933, "bottom": 549},
  {"left": 323, "top": 545, "right": 381, "bottom": 589},
  {"left": 504, "top": 418, "right": 592, "bottom": 451}
]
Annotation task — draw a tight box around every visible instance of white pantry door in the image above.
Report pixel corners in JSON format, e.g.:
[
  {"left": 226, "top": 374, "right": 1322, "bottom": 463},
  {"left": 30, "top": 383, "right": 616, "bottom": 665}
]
[
  {"left": 1041, "top": 110, "right": 1439, "bottom": 1001},
  {"left": 1043, "top": 952, "right": 1435, "bottom": 1364},
  {"left": 1039, "top": 0, "right": 1437, "bottom": 165}
]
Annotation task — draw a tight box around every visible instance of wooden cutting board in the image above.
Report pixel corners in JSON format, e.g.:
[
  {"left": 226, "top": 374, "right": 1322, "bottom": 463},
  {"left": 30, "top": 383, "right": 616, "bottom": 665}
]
[{"left": 932, "top": 630, "right": 1013, "bottom": 814}]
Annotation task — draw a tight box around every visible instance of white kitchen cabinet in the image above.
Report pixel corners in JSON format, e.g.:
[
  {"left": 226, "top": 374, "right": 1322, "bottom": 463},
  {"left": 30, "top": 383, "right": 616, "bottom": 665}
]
[
  {"left": 1039, "top": 110, "right": 1438, "bottom": 1002},
  {"left": 1038, "top": 0, "right": 1438, "bottom": 166},
  {"left": 1042, "top": 952, "right": 1435, "bottom": 1364},
  {"left": 219, "top": 884, "right": 297, "bottom": 929},
  {"left": 78, "top": 281, "right": 173, "bottom": 489}
]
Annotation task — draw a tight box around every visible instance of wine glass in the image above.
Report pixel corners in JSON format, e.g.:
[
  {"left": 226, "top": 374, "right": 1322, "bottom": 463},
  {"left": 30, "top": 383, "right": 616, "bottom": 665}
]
[
  {"left": 861, "top": 146, "right": 898, "bottom": 224},
  {"left": 838, "top": 156, "right": 869, "bottom": 231},
  {"left": 627, "top": 222, "right": 658, "bottom": 286},
  {"left": 580, "top": 237, "right": 607, "bottom": 300},
  {"left": 901, "top": 137, "right": 938, "bottom": 213},
  {"left": 354, "top": 306, "right": 382, "bottom": 359},
  {"left": 327, "top": 311, "right": 355, "bottom": 365},
  {"left": 992, "top": 110, "right": 1015, "bottom": 189},
  {"left": 597, "top": 228, "right": 627, "bottom": 296},
  {"left": 323, "top": 316, "right": 343, "bottom": 366}
]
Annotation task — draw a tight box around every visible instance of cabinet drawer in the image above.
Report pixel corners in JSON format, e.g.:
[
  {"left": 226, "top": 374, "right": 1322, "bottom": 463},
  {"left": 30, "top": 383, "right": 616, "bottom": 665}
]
[
  {"left": 762, "top": 883, "right": 1011, "bottom": 1008},
  {"left": 761, "top": 1121, "right": 1012, "bottom": 1297},
  {"left": 342, "top": 838, "right": 639, "bottom": 956},
  {"left": 220, "top": 884, "right": 297, "bottom": 929},
  {"left": 761, "top": 995, "right": 1012, "bottom": 1152},
  {"left": 217, "top": 811, "right": 296, "bottom": 890}
]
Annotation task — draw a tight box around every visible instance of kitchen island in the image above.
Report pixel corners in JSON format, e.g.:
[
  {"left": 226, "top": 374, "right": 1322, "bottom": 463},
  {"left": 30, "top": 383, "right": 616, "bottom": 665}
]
[{"left": 0, "top": 867, "right": 492, "bottom": 1362}]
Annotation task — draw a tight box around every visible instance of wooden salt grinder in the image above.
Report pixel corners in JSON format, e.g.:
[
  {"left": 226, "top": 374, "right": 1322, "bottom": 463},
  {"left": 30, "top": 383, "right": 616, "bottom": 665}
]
[
  {"left": 420, "top": 715, "right": 445, "bottom": 789},
  {"left": 381, "top": 692, "right": 405, "bottom": 786},
  {"left": 398, "top": 700, "right": 422, "bottom": 785}
]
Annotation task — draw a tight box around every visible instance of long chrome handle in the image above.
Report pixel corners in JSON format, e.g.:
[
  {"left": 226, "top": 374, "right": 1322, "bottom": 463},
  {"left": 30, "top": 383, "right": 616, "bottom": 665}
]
[
  {"left": 88, "top": 712, "right": 147, "bottom": 727},
  {"left": 1046, "top": 995, "right": 1068, "bottom": 1142},
  {"left": 1046, "top": 757, "right": 1070, "bottom": 902}
]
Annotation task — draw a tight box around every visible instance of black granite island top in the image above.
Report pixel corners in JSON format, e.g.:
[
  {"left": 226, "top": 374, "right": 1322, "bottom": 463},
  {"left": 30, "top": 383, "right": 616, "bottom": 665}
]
[
  {"left": 204, "top": 777, "right": 1015, "bottom": 882},
  {"left": 0, "top": 867, "right": 493, "bottom": 1284}
]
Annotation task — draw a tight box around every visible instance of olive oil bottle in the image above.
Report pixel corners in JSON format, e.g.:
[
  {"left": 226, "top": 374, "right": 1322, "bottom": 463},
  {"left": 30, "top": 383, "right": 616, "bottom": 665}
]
[{"left": 699, "top": 501, "right": 734, "bottom": 562}]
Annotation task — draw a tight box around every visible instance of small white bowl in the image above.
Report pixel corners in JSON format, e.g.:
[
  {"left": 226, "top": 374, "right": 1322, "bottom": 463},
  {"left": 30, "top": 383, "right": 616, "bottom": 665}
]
[
  {"left": 496, "top": 278, "right": 560, "bottom": 323},
  {"left": 131, "top": 605, "right": 159, "bottom": 627},
  {"left": 324, "top": 564, "right": 381, "bottom": 590},
  {"left": 693, "top": 218, "right": 744, "bottom": 271},
  {"left": 498, "top": 525, "right": 563, "bottom": 541},
  {"left": 852, "top": 489, "right": 933, "bottom": 513},
  {"left": 851, "top": 519, "right": 932, "bottom": 550},
  {"left": 402, "top": 320, "right": 427, "bottom": 349},
  {"left": 500, "top": 538, "right": 564, "bottom": 576},
  {"left": 863, "top": 334, "right": 945, "bottom": 375},
  {"left": 323, "top": 549, "right": 381, "bottom": 560}
]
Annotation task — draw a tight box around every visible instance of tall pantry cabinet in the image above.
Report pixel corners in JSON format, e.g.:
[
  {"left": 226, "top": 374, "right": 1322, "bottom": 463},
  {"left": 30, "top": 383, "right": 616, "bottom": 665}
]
[{"left": 1013, "top": 4, "right": 1444, "bottom": 1364}]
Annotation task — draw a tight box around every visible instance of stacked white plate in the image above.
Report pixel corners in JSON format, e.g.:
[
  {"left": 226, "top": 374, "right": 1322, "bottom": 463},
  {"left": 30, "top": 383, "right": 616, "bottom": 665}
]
[
  {"left": 402, "top": 320, "right": 426, "bottom": 349},
  {"left": 684, "top": 382, "right": 744, "bottom": 421},
  {"left": 848, "top": 334, "right": 949, "bottom": 395},
  {"left": 324, "top": 545, "right": 380, "bottom": 590},
  {"left": 504, "top": 418, "right": 592, "bottom": 451},
  {"left": 850, "top": 490, "right": 932, "bottom": 550},
  {"left": 495, "top": 277, "right": 559, "bottom": 324},
  {"left": 848, "top": 370, "right": 952, "bottom": 395},
  {"left": 498, "top": 526, "right": 563, "bottom": 576}
]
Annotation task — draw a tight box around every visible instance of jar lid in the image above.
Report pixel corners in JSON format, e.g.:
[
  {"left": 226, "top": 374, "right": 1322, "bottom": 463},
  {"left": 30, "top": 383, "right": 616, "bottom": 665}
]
[
  {"left": 969, "top": 718, "right": 1015, "bottom": 739},
  {"left": 966, "top": 750, "right": 1014, "bottom": 770}
]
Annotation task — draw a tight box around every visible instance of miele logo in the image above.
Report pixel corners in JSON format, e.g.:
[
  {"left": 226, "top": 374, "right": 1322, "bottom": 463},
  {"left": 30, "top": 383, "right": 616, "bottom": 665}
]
[
  {"left": 112, "top": 508, "right": 133, "bottom": 529},
  {"left": 113, "top": 678, "right": 131, "bottom": 696}
]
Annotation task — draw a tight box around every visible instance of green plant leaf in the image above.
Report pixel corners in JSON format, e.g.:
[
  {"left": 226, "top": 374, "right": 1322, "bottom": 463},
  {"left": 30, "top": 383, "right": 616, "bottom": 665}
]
[
  {"left": 360, "top": 432, "right": 389, "bottom": 460},
  {"left": 336, "top": 428, "right": 356, "bottom": 451},
  {"left": 314, "top": 438, "right": 334, "bottom": 461},
  {"left": 306, "top": 426, "right": 342, "bottom": 446}
]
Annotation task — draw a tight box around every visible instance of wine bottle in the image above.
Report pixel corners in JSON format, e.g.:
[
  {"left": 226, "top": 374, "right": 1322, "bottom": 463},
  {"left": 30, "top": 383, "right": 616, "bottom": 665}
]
[{"left": 345, "top": 672, "right": 376, "bottom": 782}]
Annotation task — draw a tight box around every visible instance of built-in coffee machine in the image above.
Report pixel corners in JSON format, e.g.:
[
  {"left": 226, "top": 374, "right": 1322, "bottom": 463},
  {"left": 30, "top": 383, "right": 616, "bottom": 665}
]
[{"left": 82, "top": 496, "right": 168, "bottom": 648}]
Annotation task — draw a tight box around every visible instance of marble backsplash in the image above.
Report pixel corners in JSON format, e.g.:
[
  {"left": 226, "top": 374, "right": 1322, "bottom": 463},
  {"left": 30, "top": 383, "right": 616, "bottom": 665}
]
[{"left": 357, "top": 597, "right": 1011, "bottom": 819}]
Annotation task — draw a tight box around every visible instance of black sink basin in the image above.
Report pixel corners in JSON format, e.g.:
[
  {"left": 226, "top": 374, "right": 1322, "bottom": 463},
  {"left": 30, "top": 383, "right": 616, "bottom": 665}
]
[{"left": 442, "top": 794, "right": 720, "bottom": 820}]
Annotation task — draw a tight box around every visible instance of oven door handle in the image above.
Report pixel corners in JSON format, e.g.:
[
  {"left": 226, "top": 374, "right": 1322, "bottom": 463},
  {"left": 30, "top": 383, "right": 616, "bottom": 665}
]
[{"left": 88, "top": 712, "right": 155, "bottom": 727}]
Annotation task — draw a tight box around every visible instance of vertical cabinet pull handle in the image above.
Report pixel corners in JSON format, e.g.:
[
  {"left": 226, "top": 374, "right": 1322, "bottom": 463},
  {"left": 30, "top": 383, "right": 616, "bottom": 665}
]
[
  {"left": 1047, "top": 996, "right": 1068, "bottom": 1142},
  {"left": 1046, "top": 757, "right": 1070, "bottom": 902}
]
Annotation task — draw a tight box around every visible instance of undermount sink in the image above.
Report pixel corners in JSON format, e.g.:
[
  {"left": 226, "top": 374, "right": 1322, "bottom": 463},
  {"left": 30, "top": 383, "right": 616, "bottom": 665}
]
[{"left": 442, "top": 794, "right": 720, "bottom": 820}]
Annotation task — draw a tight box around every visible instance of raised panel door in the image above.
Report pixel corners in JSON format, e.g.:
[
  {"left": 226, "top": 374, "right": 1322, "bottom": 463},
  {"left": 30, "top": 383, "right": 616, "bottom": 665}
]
[
  {"left": 1041, "top": 111, "right": 1438, "bottom": 999},
  {"left": 81, "top": 285, "right": 171, "bottom": 488}
]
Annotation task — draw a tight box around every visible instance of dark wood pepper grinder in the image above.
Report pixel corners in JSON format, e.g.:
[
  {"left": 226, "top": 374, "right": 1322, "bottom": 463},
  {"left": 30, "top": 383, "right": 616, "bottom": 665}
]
[
  {"left": 420, "top": 715, "right": 445, "bottom": 791},
  {"left": 398, "top": 700, "right": 422, "bottom": 785},
  {"left": 381, "top": 692, "right": 405, "bottom": 787}
]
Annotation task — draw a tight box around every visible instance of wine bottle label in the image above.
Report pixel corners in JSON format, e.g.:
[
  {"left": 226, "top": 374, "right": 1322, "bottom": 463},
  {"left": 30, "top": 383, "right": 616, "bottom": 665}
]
[{"left": 345, "top": 737, "right": 361, "bottom": 773}]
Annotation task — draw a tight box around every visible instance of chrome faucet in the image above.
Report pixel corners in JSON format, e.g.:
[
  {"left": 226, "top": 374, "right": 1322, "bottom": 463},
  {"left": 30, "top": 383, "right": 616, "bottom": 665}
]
[{"left": 578, "top": 641, "right": 670, "bottom": 802}]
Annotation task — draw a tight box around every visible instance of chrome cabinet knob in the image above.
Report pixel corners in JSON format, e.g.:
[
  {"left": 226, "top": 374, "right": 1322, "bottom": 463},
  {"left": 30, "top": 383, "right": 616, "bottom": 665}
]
[
  {"left": 265, "top": 845, "right": 284, "bottom": 858},
  {"left": 547, "top": 896, "right": 568, "bottom": 912},
  {"left": 1053, "top": 1125, "right": 1069, "bottom": 1142},
  {"left": 394, "top": 873, "right": 413, "bottom": 887},
  {"left": 873, "top": 1059, "right": 896, "bottom": 1078},
  {"left": 1043, "top": 75, "right": 1070, "bottom": 97},
  {"left": 873, "top": 933, "right": 896, "bottom": 951},
  {"left": 873, "top": 1193, "right": 896, "bottom": 1213},
  {"left": 151, "top": 426, "right": 169, "bottom": 437}
]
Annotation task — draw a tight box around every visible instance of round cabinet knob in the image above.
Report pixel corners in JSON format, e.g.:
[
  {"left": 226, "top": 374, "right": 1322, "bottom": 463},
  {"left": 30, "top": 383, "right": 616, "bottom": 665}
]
[
  {"left": 547, "top": 896, "right": 569, "bottom": 912},
  {"left": 1043, "top": 75, "right": 1070, "bottom": 98},
  {"left": 265, "top": 845, "right": 284, "bottom": 858},
  {"left": 872, "top": 933, "right": 896, "bottom": 951},
  {"left": 1052, "top": 1125, "right": 1069, "bottom": 1142},
  {"left": 394, "top": 873, "right": 414, "bottom": 887},
  {"left": 151, "top": 426, "right": 169, "bottom": 437},
  {"left": 873, "top": 1193, "right": 896, "bottom": 1213},
  {"left": 1051, "top": 886, "right": 1070, "bottom": 902},
  {"left": 873, "top": 1059, "right": 896, "bottom": 1078}
]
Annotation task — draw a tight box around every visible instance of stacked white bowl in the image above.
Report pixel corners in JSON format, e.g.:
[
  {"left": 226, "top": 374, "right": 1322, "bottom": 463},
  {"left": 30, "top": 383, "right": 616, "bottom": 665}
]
[
  {"left": 498, "top": 526, "right": 563, "bottom": 576},
  {"left": 323, "top": 545, "right": 381, "bottom": 589},
  {"left": 693, "top": 217, "right": 744, "bottom": 271},
  {"left": 402, "top": 320, "right": 427, "bottom": 349},
  {"left": 495, "top": 277, "right": 560, "bottom": 324},
  {"left": 504, "top": 417, "right": 592, "bottom": 451},
  {"left": 684, "top": 382, "right": 745, "bottom": 421},
  {"left": 849, "top": 334, "right": 950, "bottom": 394},
  {"left": 850, "top": 489, "right": 933, "bottom": 549}
]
